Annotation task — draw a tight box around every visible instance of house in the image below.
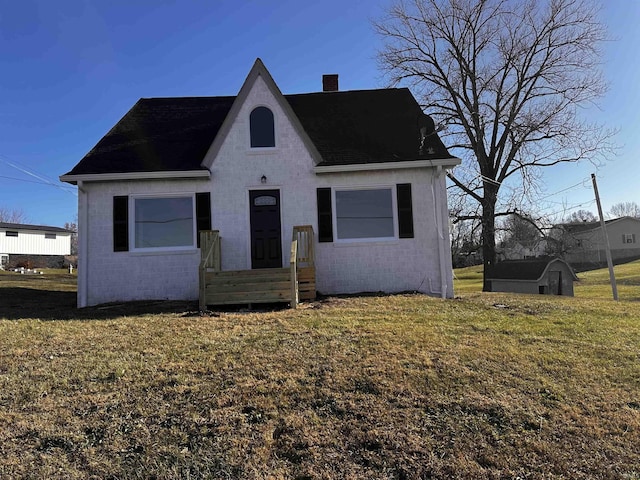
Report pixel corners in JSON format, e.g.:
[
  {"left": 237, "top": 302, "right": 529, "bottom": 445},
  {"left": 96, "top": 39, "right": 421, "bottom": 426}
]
[
  {"left": 60, "top": 59, "right": 461, "bottom": 308},
  {"left": 497, "top": 238, "right": 547, "bottom": 261},
  {"left": 486, "top": 258, "right": 578, "bottom": 296},
  {"left": 0, "top": 222, "right": 73, "bottom": 269},
  {"left": 548, "top": 216, "right": 640, "bottom": 270}
]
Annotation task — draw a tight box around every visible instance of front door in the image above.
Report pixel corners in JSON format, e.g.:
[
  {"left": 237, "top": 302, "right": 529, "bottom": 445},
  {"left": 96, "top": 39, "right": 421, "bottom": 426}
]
[{"left": 249, "top": 190, "right": 282, "bottom": 269}]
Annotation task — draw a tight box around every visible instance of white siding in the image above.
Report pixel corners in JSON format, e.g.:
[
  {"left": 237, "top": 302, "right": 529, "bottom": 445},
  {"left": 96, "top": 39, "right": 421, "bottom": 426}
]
[
  {"left": 79, "top": 179, "right": 208, "bottom": 307},
  {"left": 0, "top": 228, "right": 71, "bottom": 255}
]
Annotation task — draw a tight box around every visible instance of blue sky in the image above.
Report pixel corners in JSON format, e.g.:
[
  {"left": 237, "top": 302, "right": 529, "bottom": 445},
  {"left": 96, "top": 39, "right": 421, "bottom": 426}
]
[{"left": 0, "top": 0, "right": 637, "bottom": 228}]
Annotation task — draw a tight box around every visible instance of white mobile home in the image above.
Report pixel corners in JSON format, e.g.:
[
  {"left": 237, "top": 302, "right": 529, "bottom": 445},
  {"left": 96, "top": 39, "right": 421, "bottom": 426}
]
[{"left": 0, "top": 222, "right": 72, "bottom": 269}]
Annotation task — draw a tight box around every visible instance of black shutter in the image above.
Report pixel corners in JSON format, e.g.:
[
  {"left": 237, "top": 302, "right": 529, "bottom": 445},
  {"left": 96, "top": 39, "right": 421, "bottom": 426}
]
[
  {"left": 397, "top": 183, "right": 414, "bottom": 239},
  {"left": 195, "top": 192, "right": 212, "bottom": 248},
  {"left": 113, "top": 196, "right": 129, "bottom": 252},
  {"left": 317, "top": 188, "right": 333, "bottom": 242}
]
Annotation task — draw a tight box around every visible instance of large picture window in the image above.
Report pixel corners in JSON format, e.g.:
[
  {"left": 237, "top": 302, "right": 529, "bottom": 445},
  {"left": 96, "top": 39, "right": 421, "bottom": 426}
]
[
  {"left": 133, "top": 196, "right": 195, "bottom": 249},
  {"left": 250, "top": 106, "right": 275, "bottom": 148},
  {"left": 335, "top": 188, "right": 395, "bottom": 240}
]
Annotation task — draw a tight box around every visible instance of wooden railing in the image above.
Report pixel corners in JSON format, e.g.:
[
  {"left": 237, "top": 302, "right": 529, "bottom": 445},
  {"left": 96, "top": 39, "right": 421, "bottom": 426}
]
[
  {"left": 198, "top": 226, "right": 315, "bottom": 310},
  {"left": 292, "top": 225, "right": 315, "bottom": 267},
  {"left": 292, "top": 225, "right": 316, "bottom": 301},
  {"left": 199, "top": 230, "right": 220, "bottom": 311},
  {"left": 290, "top": 239, "right": 298, "bottom": 309}
]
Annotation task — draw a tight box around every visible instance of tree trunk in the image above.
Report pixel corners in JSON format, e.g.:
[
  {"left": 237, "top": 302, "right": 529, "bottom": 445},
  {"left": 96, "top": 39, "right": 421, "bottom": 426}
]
[{"left": 481, "top": 184, "right": 499, "bottom": 292}]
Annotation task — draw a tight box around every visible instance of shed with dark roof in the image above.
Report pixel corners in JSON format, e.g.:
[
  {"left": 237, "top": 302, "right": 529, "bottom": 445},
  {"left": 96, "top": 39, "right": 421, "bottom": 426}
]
[{"left": 486, "top": 258, "right": 578, "bottom": 296}]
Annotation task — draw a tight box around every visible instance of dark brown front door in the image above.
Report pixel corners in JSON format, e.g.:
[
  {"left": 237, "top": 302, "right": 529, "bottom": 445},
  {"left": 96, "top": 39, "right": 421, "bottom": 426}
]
[{"left": 250, "top": 190, "right": 282, "bottom": 269}]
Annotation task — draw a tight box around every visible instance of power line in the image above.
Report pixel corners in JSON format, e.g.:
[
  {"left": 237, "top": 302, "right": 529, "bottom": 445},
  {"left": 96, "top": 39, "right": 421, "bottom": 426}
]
[
  {"left": 537, "top": 177, "right": 591, "bottom": 200},
  {"left": 0, "top": 174, "right": 74, "bottom": 188},
  {"left": 0, "top": 155, "right": 77, "bottom": 196},
  {"left": 451, "top": 166, "right": 594, "bottom": 206}
]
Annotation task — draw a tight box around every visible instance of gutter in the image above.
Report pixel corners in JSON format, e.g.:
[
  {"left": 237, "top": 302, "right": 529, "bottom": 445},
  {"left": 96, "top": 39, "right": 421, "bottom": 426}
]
[
  {"left": 433, "top": 166, "right": 448, "bottom": 298},
  {"left": 59, "top": 169, "right": 211, "bottom": 185},
  {"left": 314, "top": 158, "right": 461, "bottom": 174},
  {"left": 77, "top": 181, "right": 88, "bottom": 308}
]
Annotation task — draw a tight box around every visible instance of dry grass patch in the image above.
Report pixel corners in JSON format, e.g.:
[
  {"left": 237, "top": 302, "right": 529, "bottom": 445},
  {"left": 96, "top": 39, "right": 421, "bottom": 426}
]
[{"left": 0, "top": 271, "right": 639, "bottom": 478}]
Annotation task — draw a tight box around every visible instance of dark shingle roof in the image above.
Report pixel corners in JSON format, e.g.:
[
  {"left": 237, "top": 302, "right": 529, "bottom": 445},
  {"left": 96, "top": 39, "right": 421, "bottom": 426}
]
[
  {"left": 65, "top": 96, "right": 235, "bottom": 175},
  {"left": 557, "top": 216, "right": 640, "bottom": 234},
  {"left": 0, "top": 222, "right": 73, "bottom": 233},
  {"left": 63, "top": 88, "right": 454, "bottom": 176},
  {"left": 486, "top": 258, "right": 577, "bottom": 281},
  {"left": 287, "top": 89, "right": 451, "bottom": 166}
]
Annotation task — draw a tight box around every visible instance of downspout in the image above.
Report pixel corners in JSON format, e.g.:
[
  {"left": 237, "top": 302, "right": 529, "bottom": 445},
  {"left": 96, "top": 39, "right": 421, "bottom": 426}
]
[
  {"left": 432, "top": 166, "right": 447, "bottom": 298},
  {"left": 77, "top": 181, "right": 88, "bottom": 308}
]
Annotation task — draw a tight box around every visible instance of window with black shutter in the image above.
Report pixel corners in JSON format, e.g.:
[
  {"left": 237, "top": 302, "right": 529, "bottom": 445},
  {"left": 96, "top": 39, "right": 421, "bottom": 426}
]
[
  {"left": 195, "top": 192, "right": 212, "bottom": 247},
  {"left": 317, "top": 188, "right": 333, "bottom": 242},
  {"left": 396, "top": 183, "right": 414, "bottom": 238},
  {"left": 113, "top": 196, "right": 129, "bottom": 252}
]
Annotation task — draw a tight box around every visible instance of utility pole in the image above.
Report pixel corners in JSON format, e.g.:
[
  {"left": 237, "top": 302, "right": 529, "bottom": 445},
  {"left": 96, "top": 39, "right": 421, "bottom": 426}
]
[{"left": 591, "top": 173, "right": 618, "bottom": 301}]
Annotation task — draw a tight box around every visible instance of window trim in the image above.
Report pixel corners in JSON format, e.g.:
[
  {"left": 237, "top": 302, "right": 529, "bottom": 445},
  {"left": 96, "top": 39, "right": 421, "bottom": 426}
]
[
  {"left": 249, "top": 105, "right": 277, "bottom": 151},
  {"left": 45, "top": 233, "right": 57, "bottom": 240},
  {"left": 129, "top": 193, "right": 198, "bottom": 253},
  {"left": 5, "top": 231, "right": 18, "bottom": 237},
  {"left": 332, "top": 185, "right": 398, "bottom": 243}
]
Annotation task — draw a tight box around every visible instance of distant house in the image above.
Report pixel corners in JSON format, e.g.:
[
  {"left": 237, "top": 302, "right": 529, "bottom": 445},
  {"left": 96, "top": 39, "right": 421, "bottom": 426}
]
[
  {"left": 0, "top": 222, "right": 73, "bottom": 269},
  {"left": 548, "top": 216, "right": 640, "bottom": 270},
  {"left": 486, "top": 258, "right": 578, "bottom": 296},
  {"left": 60, "top": 58, "right": 461, "bottom": 308},
  {"left": 498, "top": 237, "right": 547, "bottom": 261}
]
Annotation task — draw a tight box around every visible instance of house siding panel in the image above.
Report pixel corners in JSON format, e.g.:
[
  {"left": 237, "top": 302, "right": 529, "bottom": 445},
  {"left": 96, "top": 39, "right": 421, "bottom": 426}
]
[{"left": 0, "top": 228, "right": 71, "bottom": 256}]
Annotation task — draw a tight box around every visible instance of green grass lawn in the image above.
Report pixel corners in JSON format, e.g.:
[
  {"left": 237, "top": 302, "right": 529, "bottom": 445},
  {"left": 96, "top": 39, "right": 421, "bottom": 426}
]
[{"left": 0, "top": 265, "right": 638, "bottom": 479}]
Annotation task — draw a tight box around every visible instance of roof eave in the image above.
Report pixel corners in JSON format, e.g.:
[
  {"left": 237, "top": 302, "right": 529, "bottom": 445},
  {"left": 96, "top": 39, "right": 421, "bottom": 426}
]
[
  {"left": 314, "top": 157, "right": 461, "bottom": 174},
  {"left": 59, "top": 169, "right": 211, "bottom": 185}
]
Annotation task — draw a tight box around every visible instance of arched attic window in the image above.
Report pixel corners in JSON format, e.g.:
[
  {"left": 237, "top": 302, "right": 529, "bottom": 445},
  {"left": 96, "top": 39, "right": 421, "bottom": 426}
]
[{"left": 250, "top": 106, "right": 275, "bottom": 148}]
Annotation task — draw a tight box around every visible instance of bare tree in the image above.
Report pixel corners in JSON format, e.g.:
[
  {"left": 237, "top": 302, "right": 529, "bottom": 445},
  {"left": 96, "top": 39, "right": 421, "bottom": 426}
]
[
  {"left": 0, "top": 207, "right": 28, "bottom": 224},
  {"left": 64, "top": 221, "right": 78, "bottom": 256},
  {"left": 449, "top": 185, "right": 483, "bottom": 266},
  {"left": 500, "top": 213, "right": 543, "bottom": 250},
  {"left": 609, "top": 201, "right": 640, "bottom": 219},
  {"left": 374, "top": 0, "right": 614, "bottom": 289},
  {"left": 565, "top": 209, "right": 596, "bottom": 223}
]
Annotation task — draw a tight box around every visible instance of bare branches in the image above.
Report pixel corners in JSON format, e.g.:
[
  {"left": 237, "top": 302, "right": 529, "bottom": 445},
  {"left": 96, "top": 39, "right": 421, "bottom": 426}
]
[
  {"left": 0, "top": 207, "right": 28, "bottom": 224},
  {"left": 375, "top": 0, "right": 611, "bottom": 275}
]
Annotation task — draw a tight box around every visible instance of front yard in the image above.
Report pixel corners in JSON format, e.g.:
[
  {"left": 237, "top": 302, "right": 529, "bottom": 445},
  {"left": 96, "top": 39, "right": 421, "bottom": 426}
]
[{"left": 0, "top": 266, "right": 638, "bottom": 478}]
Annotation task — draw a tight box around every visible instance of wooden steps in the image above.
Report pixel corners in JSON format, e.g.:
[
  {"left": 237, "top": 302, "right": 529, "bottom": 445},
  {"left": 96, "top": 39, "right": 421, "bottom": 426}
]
[
  {"left": 298, "top": 266, "right": 316, "bottom": 301},
  {"left": 199, "top": 226, "right": 316, "bottom": 309},
  {"left": 203, "top": 268, "right": 292, "bottom": 305}
]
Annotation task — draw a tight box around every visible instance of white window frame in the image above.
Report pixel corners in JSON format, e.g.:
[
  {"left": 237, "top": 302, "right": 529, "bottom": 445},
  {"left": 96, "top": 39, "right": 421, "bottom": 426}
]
[
  {"left": 129, "top": 193, "right": 197, "bottom": 252},
  {"left": 45, "top": 233, "right": 56, "bottom": 240},
  {"left": 623, "top": 233, "right": 636, "bottom": 244},
  {"left": 332, "top": 185, "right": 398, "bottom": 243},
  {"left": 248, "top": 105, "right": 278, "bottom": 152}
]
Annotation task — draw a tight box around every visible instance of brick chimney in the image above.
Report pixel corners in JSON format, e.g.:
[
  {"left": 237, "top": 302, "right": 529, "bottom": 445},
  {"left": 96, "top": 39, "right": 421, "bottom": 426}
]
[{"left": 322, "top": 74, "right": 339, "bottom": 92}]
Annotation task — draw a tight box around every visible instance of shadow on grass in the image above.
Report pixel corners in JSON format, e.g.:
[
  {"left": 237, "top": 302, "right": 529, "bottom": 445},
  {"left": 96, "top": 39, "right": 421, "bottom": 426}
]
[{"left": 0, "top": 287, "right": 199, "bottom": 321}]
